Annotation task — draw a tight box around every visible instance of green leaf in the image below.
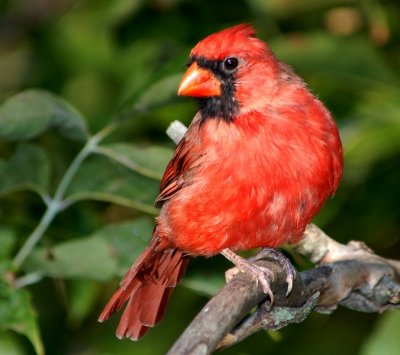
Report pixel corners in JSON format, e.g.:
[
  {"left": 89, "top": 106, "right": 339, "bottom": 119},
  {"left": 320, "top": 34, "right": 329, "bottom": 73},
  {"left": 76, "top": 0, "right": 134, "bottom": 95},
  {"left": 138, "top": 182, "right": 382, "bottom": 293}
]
[
  {"left": 0, "top": 89, "right": 88, "bottom": 141},
  {"left": 0, "top": 143, "right": 50, "bottom": 198},
  {"left": 0, "top": 268, "right": 43, "bottom": 355},
  {"left": 119, "top": 73, "right": 182, "bottom": 119},
  {"left": 133, "top": 73, "right": 182, "bottom": 112},
  {"left": 96, "top": 143, "right": 173, "bottom": 180},
  {"left": 0, "top": 228, "right": 16, "bottom": 260},
  {"left": 24, "top": 218, "right": 153, "bottom": 280},
  {"left": 65, "top": 155, "right": 159, "bottom": 214},
  {"left": 24, "top": 236, "right": 118, "bottom": 281},
  {"left": 361, "top": 311, "right": 400, "bottom": 355},
  {"left": 89, "top": 217, "right": 153, "bottom": 274}
]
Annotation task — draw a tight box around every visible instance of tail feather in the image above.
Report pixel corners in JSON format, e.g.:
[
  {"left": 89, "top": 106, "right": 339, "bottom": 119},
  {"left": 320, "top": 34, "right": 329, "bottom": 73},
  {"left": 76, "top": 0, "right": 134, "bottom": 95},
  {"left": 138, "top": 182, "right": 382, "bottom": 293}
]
[
  {"left": 139, "top": 283, "right": 173, "bottom": 325},
  {"left": 117, "top": 294, "right": 147, "bottom": 340},
  {"left": 98, "top": 242, "right": 188, "bottom": 340}
]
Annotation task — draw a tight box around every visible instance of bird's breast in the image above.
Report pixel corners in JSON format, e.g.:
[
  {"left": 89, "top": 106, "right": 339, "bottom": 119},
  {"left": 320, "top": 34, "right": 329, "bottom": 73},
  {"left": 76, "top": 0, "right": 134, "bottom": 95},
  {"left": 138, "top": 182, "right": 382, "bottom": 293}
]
[{"left": 159, "top": 111, "right": 341, "bottom": 255}]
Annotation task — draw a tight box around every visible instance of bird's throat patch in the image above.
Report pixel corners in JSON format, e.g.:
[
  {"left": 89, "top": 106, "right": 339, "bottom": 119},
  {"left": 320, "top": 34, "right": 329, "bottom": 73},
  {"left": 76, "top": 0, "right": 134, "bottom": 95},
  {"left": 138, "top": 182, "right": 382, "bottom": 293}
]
[{"left": 190, "top": 55, "right": 240, "bottom": 123}]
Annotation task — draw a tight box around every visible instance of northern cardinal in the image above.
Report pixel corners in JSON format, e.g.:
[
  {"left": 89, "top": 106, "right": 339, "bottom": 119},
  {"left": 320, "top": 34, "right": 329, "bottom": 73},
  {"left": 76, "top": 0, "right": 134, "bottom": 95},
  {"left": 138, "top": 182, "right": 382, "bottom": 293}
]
[{"left": 98, "top": 24, "right": 343, "bottom": 340}]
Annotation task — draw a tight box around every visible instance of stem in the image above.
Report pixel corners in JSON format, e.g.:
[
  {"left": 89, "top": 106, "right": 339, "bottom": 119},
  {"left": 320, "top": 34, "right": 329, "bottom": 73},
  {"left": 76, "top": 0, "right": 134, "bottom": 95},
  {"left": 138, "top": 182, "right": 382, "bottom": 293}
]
[
  {"left": 14, "top": 272, "right": 44, "bottom": 288},
  {"left": 52, "top": 138, "right": 96, "bottom": 203},
  {"left": 13, "top": 123, "right": 119, "bottom": 270},
  {"left": 13, "top": 202, "right": 59, "bottom": 269}
]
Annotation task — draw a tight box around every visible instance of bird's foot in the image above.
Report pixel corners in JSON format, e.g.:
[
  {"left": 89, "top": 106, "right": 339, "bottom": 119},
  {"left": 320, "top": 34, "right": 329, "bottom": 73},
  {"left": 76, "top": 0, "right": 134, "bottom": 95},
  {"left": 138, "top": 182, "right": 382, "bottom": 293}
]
[
  {"left": 249, "top": 247, "right": 297, "bottom": 296},
  {"left": 221, "top": 248, "right": 297, "bottom": 304},
  {"left": 221, "top": 248, "right": 275, "bottom": 303}
]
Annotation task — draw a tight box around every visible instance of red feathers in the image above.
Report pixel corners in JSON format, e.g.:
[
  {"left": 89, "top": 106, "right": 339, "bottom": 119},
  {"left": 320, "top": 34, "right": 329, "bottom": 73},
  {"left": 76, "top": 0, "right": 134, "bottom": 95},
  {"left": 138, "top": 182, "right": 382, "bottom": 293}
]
[
  {"left": 99, "top": 24, "right": 343, "bottom": 340},
  {"left": 98, "top": 238, "right": 188, "bottom": 340},
  {"left": 191, "top": 24, "right": 268, "bottom": 62}
]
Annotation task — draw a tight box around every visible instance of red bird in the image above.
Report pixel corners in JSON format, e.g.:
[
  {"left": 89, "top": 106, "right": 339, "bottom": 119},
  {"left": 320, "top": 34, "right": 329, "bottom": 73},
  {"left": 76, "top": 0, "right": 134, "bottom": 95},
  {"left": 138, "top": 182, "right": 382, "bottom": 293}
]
[{"left": 98, "top": 24, "right": 343, "bottom": 340}]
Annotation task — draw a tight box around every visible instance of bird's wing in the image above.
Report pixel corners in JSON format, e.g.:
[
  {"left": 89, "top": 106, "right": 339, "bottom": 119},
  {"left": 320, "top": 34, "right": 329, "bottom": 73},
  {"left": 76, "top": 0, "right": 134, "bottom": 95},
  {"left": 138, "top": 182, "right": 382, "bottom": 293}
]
[{"left": 155, "top": 123, "right": 202, "bottom": 207}]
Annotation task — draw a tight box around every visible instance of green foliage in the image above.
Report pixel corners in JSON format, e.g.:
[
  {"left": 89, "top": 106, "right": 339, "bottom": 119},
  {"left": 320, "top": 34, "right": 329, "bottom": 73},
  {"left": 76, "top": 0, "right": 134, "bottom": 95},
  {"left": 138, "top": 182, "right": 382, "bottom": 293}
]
[
  {"left": 0, "top": 47, "right": 178, "bottom": 352},
  {"left": 96, "top": 143, "right": 173, "bottom": 179},
  {"left": 24, "top": 218, "right": 153, "bottom": 280},
  {"left": 0, "top": 0, "right": 399, "bottom": 354},
  {"left": 0, "top": 144, "right": 50, "bottom": 198},
  {"left": 343, "top": 88, "right": 400, "bottom": 182},
  {"left": 361, "top": 311, "right": 400, "bottom": 355},
  {"left": 25, "top": 236, "right": 117, "bottom": 281},
  {"left": 0, "top": 264, "right": 43, "bottom": 355},
  {"left": 0, "top": 90, "right": 88, "bottom": 141},
  {"left": 65, "top": 155, "right": 159, "bottom": 214},
  {"left": 0, "top": 229, "right": 16, "bottom": 260}
]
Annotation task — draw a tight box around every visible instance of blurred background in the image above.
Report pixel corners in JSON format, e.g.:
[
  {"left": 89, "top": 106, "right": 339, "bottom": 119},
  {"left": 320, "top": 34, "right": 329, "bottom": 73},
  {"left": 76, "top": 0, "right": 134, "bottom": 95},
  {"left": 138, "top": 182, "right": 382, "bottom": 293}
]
[{"left": 0, "top": 0, "right": 399, "bottom": 354}]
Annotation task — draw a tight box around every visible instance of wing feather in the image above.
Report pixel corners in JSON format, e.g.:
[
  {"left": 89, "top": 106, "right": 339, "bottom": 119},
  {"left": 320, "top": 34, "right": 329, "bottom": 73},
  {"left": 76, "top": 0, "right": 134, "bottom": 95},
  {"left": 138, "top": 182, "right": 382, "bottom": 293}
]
[{"left": 155, "top": 120, "right": 202, "bottom": 207}]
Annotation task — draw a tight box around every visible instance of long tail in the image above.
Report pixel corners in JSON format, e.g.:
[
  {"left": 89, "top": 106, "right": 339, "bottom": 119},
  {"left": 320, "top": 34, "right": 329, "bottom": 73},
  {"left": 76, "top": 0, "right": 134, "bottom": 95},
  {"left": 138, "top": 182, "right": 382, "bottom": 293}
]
[{"left": 98, "top": 239, "right": 188, "bottom": 340}]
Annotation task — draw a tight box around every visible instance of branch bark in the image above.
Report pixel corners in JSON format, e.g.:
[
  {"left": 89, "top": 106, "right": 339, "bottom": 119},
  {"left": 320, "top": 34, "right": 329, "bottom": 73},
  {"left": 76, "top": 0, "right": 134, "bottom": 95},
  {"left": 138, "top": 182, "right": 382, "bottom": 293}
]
[{"left": 165, "top": 121, "right": 400, "bottom": 355}]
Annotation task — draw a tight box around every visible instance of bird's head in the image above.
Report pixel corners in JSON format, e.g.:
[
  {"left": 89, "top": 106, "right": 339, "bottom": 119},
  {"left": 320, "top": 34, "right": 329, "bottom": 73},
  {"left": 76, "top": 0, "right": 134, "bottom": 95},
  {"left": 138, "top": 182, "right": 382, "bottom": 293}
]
[{"left": 178, "top": 24, "right": 282, "bottom": 122}]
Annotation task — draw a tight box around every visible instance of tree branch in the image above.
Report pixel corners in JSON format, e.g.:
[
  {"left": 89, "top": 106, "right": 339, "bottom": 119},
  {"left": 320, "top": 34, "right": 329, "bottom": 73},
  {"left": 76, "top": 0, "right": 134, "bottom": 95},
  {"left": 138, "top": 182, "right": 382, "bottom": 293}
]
[{"left": 165, "top": 121, "right": 400, "bottom": 355}]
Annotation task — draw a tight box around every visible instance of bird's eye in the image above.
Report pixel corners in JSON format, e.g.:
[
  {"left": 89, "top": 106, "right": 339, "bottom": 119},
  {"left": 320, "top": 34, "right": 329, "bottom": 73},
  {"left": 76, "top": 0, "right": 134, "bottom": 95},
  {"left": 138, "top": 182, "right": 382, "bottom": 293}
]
[{"left": 223, "top": 57, "right": 239, "bottom": 71}]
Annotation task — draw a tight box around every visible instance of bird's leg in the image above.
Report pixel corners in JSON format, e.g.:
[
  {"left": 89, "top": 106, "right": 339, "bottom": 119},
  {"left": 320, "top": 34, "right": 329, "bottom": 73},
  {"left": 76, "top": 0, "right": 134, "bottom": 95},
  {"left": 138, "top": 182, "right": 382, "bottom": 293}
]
[
  {"left": 221, "top": 248, "right": 297, "bottom": 304},
  {"left": 248, "top": 247, "right": 297, "bottom": 296},
  {"left": 221, "top": 248, "right": 275, "bottom": 303}
]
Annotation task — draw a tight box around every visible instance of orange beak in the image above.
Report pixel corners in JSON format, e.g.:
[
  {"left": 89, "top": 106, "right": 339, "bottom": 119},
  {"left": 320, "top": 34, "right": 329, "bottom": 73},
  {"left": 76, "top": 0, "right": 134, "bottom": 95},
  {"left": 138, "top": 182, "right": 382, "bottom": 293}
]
[{"left": 177, "top": 62, "right": 221, "bottom": 97}]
